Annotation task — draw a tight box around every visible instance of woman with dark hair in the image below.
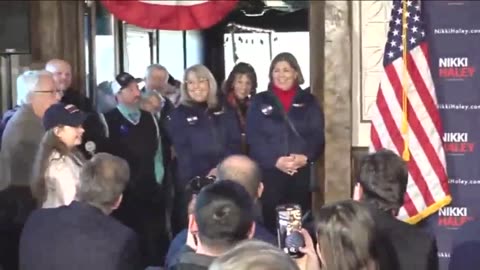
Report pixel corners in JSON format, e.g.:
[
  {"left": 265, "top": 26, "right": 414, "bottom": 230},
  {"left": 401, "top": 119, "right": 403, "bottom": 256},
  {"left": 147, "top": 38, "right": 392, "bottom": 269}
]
[
  {"left": 223, "top": 62, "right": 258, "bottom": 154},
  {"left": 246, "top": 52, "right": 324, "bottom": 232},
  {"left": 31, "top": 103, "right": 86, "bottom": 208},
  {"left": 315, "top": 200, "right": 379, "bottom": 270}
]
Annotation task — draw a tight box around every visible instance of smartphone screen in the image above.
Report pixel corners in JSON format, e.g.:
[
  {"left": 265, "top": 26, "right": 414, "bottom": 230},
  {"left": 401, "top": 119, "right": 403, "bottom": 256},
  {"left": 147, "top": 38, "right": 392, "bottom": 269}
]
[{"left": 276, "top": 204, "right": 304, "bottom": 258}]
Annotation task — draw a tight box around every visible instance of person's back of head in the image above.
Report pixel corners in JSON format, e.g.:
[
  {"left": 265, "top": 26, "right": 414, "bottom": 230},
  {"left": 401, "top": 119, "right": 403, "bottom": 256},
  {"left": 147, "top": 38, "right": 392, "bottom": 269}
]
[
  {"left": 216, "top": 155, "right": 262, "bottom": 200},
  {"left": 316, "top": 200, "right": 377, "bottom": 270},
  {"left": 193, "top": 180, "right": 255, "bottom": 255},
  {"left": 77, "top": 153, "right": 130, "bottom": 214},
  {"left": 209, "top": 240, "right": 299, "bottom": 270},
  {"left": 356, "top": 149, "right": 408, "bottom": 214}
]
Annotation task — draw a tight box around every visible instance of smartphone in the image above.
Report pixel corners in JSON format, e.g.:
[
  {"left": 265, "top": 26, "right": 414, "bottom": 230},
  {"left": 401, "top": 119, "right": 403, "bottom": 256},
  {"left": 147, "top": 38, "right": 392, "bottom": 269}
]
[{"left": 276, "top": 204, "right": 305, "bottom": 258}]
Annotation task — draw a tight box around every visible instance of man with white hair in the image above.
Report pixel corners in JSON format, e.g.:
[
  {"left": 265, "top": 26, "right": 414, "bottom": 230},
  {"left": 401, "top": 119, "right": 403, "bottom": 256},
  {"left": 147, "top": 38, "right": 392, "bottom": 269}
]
[
  {"left": 142, "top": 65, "right": 176, "bottom": 180},
  {"left": 143, "top": 64, "right": 180, "bottom": 108},
  {"left": 0, "top": 69, "right": 47, "bottom": 148},
  {"left": 1, "top": 70, "right": 61, "bottom": 186},
  {"left": 0, "top": 70, "right": 60, "bottom": 270},
  {"left": 142, "top": 64, "right": 175, "bottom": 117}
]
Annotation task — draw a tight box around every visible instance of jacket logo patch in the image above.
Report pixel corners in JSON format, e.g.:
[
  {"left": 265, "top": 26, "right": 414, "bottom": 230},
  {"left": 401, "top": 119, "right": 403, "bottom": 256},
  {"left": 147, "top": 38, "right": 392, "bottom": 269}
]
[
  {"left": 260, "top": 104, "right": 273, "bottom": 116},
  {"left": 187, "top": 116, "right": 198, "bottom": 125},
  {"left": 292, "top": 103, "right": 305, "bottom": 107}
]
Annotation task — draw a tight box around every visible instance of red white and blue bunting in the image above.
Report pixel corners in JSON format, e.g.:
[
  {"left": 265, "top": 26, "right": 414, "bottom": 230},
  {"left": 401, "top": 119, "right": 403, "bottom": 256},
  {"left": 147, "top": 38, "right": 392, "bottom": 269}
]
[{"left": 101, "top": 0, "right": 239, "bottom": 30}]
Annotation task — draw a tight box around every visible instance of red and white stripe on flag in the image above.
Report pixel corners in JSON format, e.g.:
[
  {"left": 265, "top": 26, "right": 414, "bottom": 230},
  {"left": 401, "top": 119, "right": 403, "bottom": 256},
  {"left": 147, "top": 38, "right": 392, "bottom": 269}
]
[
  {"left": 101, "top": 0, "right": 239, "bottom": 30},
  {"left": 369, "top": 0, "right": 451, "bottom": 224}
]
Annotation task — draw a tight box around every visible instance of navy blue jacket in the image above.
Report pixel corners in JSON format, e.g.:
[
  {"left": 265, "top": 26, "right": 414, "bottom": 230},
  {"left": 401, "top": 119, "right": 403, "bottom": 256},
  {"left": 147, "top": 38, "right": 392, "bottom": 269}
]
[
  {"left": 19, "top": 201, "right": 142, "bottom": 270},
  {"left": 166, "top": 103, "right": 242, "bottom": 184},
  {"left": 246, "top": 88, "right": 324, "bottom": 169}
]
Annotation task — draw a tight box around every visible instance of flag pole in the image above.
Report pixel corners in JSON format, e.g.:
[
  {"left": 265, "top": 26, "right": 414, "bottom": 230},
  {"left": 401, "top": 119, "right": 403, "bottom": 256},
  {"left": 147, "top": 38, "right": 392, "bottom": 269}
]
[{"left": 401, "top": 0, "right": 410, "bottom": 161}]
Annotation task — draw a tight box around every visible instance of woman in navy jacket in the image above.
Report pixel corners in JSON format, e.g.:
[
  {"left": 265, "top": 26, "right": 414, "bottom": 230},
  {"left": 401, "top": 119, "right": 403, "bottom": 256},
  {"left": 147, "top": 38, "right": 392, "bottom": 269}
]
[
  {"left": 246, "top": 52, "right": 324, "bottom": 232},
  {"left": 222, "top": 62, "right": 258, "bottom": 154},
  {"left": 166, "top": 64, "right": 242, "bottom": 185}
]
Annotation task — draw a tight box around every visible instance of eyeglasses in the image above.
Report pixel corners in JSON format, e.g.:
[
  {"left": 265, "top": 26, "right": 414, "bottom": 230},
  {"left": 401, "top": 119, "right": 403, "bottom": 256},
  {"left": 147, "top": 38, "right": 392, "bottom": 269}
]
[
  {"left": 186, "top": 175, "right": 216, "bottom": 195},
  {"left": 34, "top": 90, "right": 63, "bottom": 96}
]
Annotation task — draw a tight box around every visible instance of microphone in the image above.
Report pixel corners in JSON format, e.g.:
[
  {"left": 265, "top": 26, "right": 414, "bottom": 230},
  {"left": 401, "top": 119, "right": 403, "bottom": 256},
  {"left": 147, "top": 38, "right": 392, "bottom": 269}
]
[{"left": 85, "top": 141, "right": 96, "bottom": 156}]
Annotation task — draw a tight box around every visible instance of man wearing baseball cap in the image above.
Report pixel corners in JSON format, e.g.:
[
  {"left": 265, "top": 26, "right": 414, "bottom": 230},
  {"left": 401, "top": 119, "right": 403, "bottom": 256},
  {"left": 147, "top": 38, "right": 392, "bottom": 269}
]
[{"left": 98, "top": 72, "right": 168, "bottom": 267}]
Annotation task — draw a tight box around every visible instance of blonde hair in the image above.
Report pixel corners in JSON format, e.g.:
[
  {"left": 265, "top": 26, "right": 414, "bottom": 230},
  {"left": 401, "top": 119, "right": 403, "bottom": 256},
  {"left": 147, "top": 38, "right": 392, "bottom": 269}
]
[
  {"left": 180, "top": 64, "right": 218, "bottom": 109},
  {"left": 209, "top": 240, "right": 300, "bottom": 270}
]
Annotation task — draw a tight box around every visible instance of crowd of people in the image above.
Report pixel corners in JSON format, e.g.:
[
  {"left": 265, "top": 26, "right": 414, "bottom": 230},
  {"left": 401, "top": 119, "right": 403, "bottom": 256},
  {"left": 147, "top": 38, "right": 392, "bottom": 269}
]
[{"left": 0, "top": 53, "right": 438, "bottom": 270}]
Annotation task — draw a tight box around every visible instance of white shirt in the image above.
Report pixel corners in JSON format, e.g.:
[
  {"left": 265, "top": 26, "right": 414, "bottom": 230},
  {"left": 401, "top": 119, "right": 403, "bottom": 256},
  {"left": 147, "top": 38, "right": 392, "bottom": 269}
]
[{"left": 42, "top": 151, "right": 82, "bottom": 208}]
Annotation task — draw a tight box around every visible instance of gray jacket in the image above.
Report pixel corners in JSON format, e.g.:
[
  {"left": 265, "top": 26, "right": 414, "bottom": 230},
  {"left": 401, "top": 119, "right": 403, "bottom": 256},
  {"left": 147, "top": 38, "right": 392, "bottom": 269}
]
[{"left": 0, "top": 104, "right": 45, "bottom": 189}]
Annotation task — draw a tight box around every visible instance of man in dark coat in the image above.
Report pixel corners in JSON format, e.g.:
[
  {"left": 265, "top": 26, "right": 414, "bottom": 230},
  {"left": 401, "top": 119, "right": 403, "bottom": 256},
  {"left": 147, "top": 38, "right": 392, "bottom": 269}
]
[
  {"left": 354, "top": 149, "right": 439, "bottom": 270},
  {"left": 99, "top": 72, "right": 169, "bottom": 267}
]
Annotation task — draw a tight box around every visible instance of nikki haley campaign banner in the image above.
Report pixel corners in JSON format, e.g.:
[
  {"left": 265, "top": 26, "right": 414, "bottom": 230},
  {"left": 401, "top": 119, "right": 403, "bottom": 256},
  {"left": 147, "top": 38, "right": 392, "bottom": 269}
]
[{"left": 422, "top": 1, "right": 480, "bottom": 269}]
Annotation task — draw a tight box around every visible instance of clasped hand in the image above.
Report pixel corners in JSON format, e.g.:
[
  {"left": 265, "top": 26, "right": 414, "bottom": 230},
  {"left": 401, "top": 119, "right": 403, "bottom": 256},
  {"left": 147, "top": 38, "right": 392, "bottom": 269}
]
[{"left": 276, "top": 154, "right": 308, "bottom": 175}]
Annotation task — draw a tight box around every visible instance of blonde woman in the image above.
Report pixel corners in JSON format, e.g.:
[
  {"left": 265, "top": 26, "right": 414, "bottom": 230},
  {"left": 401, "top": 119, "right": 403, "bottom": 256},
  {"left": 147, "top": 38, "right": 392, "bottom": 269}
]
[
  {"left": 166, "top": 64, "right": 242, "bottom": 186},
  {"left": 31, "top": 103, "right": 86, "bottom": 208}
]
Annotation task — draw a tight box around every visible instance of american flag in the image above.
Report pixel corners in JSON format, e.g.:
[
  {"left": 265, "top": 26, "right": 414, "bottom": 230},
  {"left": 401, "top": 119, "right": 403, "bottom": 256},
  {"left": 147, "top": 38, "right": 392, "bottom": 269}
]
[{"left": 369, "top": 0, "right": 451, "bottom": 223}]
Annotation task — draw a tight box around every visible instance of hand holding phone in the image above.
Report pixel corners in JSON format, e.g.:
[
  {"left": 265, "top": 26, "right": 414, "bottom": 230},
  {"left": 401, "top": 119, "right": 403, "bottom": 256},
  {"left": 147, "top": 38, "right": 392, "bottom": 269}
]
[
  {"left": 296, "top": 229, "right": 321, "bottom": 270},
  {"left": 276, "top": 204, "right": 305, "bottom": 258}
]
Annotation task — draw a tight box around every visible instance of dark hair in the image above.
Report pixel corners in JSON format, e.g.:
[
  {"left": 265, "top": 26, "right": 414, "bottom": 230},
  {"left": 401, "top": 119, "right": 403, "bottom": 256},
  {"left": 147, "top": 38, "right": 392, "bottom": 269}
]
[
  {"left": 216, "top": 155, "right": 261, "bottom": 199},
  {"left": 194, "top": 180, "right": 254, "bottom": 250},
  {"left": 358, "top": 149, "right": 408, "bottom": 213},
  {"left": 269, "top": 52, "right": 304, "bottom": 85},
  {"left": 30, "top": 128, "right": 82, "bottom": 206},
  {"left": 77, "top": 153, "right": 129, "bottom": 212},
  {"left": 316, "top": 200, "right": 377, "bottom": 270},
  {"left": 222, "top": 62, "right": 258, "bottom": 96}
]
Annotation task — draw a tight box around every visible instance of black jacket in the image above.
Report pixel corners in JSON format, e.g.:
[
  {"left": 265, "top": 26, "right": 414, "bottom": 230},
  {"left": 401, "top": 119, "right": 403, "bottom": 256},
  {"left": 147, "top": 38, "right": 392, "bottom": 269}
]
[
  {"left": 19, "top": 201, "right": 142, "bottom": 270},
  {"left": 368, "top": 204, "right": 438, "bottom": 270}
]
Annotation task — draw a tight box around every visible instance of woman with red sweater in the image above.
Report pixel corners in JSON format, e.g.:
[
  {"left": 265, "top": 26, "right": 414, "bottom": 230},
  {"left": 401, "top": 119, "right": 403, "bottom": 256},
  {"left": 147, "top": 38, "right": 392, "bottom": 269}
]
[{"left": 246, "top": 52, "right": 325, "bottom": 232}]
